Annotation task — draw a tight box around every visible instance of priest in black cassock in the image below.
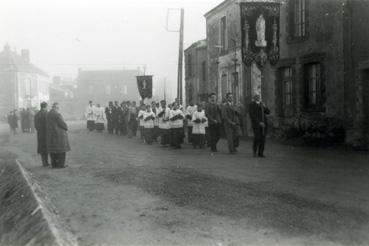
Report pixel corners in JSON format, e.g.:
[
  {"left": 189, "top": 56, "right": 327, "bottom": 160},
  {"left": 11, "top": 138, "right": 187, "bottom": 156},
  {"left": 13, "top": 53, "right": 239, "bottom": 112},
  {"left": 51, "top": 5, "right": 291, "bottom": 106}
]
[{"left": 248, "top": 94, "right": 270, "bottom": 158}]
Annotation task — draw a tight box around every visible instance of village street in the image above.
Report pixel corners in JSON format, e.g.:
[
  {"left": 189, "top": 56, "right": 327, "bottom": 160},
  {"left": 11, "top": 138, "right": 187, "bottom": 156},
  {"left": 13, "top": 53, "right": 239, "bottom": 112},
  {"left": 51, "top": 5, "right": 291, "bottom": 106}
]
[{"left": 1, "top": 121, "right": 369, "bottom": 246}]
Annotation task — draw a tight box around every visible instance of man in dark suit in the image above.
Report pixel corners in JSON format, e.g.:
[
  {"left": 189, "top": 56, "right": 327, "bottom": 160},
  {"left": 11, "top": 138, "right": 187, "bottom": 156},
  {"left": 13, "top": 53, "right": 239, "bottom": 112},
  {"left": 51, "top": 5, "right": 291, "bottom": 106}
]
[
  {"left": 205, "top": 93, "right": 221, "bottom": 152},
  {"left": 46, "top": 102, "right": 71, "bottom": 168},
  {"left": 221, "top": 93, "right": 240, "bottom": 154},
  {"left": 113, "top": 101, "right": 120, "bottom": 135},
  {"left": 248, "top": 94, "right": 270, "bottom": 157},
  {"left": 34, "top": 102, "right": 49, "bottom": 166}
]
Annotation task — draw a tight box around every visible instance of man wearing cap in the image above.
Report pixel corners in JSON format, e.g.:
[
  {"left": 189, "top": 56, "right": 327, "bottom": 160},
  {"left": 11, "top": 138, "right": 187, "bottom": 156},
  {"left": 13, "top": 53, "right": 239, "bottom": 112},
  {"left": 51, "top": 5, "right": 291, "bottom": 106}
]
[{"left": 46, "top": 102, "right": 71, "bottom": 168}]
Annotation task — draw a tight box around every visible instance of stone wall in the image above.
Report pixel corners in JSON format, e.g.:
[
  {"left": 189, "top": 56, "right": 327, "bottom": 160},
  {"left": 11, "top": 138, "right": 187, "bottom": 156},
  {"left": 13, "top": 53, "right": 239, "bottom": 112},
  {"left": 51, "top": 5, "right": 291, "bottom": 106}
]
[{"left": 0, "top": 153, "right": 78, "bottom": 246}]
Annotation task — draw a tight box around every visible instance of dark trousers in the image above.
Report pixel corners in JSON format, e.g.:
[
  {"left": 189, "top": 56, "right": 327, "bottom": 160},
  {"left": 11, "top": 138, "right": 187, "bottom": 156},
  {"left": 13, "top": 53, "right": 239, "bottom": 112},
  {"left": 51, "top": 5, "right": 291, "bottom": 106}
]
[
  {"left": 50, "top": 153, "right": 66, "bottom": 168},
  {"left": 192, "top": 134, "right": 205, "bottom": 148},
  {"left": 41, "top": 153, "right": 49, "bottom": 166},
  {"left": 107, "top": 120, "right": 114, "bottom": 134},
  {"left": 171, "top": 128, "right": 182, "bottom": 148},
  {"left": 128, "top": 120, "right": 137, "bottom": 138},
  {"left": 160, "top": 128, "right": 170, "bottom": 145},
  {"left": 224, "top": 124, "right": 238, "bottom": 154},
  {"left": 253, "top": 127, "right": 266, "bottom": 156},
  {"left": 187, "top": 126, "right": 193, "bottom": 143},
  {"left": 120, "top": 121, "right": 127, "bottom": 136},
  {"left": 153, "top": 126, "right": 160, "bottom": 141},
  {"left": 139, "top": 126, "right": 144, "bottom": 140},
  {"left": 208, "top": 124, "right": 220, "bottom": 151},
  {"left": 144, "top": 128, "right": 153, "bottom": 144},
  {"left": 114, "top": 120, "right": 120, "bottom": 135}
]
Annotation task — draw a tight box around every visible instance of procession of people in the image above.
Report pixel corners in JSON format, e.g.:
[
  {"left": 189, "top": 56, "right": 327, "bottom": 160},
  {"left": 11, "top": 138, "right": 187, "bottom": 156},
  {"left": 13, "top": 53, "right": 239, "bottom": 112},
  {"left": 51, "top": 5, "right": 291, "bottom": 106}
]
[{"left": 82, "top": 92, "right": 270, "bottom": 157}]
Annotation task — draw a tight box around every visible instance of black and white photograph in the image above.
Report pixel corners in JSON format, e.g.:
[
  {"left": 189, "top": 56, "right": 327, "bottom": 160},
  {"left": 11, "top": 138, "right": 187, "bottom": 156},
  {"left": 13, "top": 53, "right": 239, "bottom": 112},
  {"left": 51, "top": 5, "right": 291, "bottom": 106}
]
[{"left": 0, "top": 0, "right": 369, "bottom": 245}]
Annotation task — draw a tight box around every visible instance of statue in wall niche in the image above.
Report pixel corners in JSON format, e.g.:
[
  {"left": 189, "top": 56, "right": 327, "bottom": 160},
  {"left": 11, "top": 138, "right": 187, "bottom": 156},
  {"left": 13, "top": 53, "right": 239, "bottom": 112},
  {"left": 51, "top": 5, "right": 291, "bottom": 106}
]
[{"left": 255, "top": 14, "right": 267, "bottom": 48}]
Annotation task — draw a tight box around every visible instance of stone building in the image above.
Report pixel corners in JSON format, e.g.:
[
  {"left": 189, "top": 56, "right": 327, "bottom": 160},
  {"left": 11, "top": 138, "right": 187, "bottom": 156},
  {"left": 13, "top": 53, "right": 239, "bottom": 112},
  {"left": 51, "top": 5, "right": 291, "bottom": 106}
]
[
  {"left": 205, "top": 0, "right": 244, "bottom": 105},
  {"left": 185, "top": 0, "right": 369, "bottom": 143},
  {"left": 275, "top": 0, "right": 369, "bottom": 144},
  {"left": 76, "top": 68, "right": 141, "bottom": 109},
  {"left": 184, "top": 39, "right": 208, "bottom": 105},
  {"left": 0, "top": 44, "right": 50, "bottom": 117}
]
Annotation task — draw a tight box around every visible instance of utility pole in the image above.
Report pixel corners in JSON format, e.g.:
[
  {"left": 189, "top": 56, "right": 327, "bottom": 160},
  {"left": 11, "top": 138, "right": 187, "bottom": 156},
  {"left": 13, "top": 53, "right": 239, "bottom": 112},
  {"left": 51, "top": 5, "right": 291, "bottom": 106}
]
[{"left": 177, "top": 8, "right": 184, "bottom": 105}]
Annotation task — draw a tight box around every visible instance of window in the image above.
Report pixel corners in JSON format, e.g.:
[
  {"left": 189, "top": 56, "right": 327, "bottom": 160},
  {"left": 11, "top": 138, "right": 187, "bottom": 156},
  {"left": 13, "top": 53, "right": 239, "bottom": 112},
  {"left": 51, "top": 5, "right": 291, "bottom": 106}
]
[
  {"left": 290, "top": 0, "right": 307, "bottom": 39},
  {"left": 305, "top": 63, "right": 321, "bottom": 107},
  {"left": 187, "top": 54, "right": 193, "bottom": 77},
  {"left": 232, "top": 72, "right": 239, "bottom": 103},
  {"left": 201, "top": 61, "right": 206, "bottom": 82},
  {"left": 123, "top": 85, "right": 128, "bottom": 95},
  {"left": 281, "top": 67, "right": 293, "bottom": 106},
  {"left": 221, "top": 73, "right": 228, "bottom": 100},
  {"left": 220, "top": 16, "right": 227, "bottom": 51}
]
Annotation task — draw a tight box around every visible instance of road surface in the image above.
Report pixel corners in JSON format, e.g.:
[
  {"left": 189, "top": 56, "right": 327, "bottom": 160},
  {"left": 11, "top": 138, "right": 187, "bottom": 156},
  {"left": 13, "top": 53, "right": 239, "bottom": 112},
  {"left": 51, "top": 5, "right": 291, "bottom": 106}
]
[{"left": 1, "top": 122, "right": 369, "bottom": 246}]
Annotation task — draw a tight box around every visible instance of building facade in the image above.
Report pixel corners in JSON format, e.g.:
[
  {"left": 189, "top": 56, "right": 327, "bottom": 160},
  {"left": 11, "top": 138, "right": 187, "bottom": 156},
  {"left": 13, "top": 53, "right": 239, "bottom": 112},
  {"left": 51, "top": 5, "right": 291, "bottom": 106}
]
[
  {"left": 275, "top": 0, "right": 369, "bottom": 144},
  {"left": 76, "top": 68, "right": 141, "bottom": 109},
  {"left": 205, "top": 0, "right": 244, "bottom": 105},
  {"left": 184, "top": 39, "right": 208, "bottom": 105},
  {"left": 185, "top": 0, "right": 369, "bottom": 143},
  {"left": 0, "top": 44, "right": 50, "bottom": 117}
]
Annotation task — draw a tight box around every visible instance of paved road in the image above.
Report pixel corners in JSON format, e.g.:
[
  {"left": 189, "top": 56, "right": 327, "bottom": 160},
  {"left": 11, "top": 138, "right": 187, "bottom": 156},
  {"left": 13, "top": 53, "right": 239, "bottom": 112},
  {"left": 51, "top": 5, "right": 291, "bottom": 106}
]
[{"left": 1, "top": 122, "right": 369, "bottom": 246}]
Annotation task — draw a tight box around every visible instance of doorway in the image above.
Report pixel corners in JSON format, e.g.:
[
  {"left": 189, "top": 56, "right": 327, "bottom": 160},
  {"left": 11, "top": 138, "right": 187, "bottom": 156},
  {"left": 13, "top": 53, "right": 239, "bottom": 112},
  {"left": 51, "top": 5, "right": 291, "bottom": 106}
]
[{"left": 362, "top": 69, "right": 369, "bottom": 140}]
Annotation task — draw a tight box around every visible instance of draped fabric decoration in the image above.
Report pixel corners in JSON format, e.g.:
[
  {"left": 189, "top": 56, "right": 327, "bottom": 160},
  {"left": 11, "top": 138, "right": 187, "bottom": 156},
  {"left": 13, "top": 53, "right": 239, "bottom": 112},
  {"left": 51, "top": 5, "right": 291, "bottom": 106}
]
[
  {"left": 240, "top": 2, "right": 281, "bottom": 68},
  {"left": 136, "top": 75, "right": 153, "bottom": 99}
]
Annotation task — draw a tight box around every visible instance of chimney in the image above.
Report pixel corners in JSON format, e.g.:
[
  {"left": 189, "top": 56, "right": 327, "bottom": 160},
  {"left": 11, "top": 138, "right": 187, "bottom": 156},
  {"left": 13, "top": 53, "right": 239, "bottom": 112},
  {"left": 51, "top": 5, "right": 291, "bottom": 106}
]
[{"left": 21, "top": 49, "right": 30, "bottom": 63}]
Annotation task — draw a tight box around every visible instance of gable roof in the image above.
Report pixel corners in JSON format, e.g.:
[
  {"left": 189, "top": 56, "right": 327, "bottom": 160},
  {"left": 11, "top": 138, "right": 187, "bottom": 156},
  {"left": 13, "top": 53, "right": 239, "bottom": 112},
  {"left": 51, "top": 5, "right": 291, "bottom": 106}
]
[{"left": 0, "top": 47, "right": 49, "bottom": 77}]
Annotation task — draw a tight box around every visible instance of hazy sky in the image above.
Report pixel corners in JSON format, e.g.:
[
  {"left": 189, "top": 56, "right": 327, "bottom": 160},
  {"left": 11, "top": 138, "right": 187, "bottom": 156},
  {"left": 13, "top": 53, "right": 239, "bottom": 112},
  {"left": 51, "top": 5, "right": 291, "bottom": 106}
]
[{"left": 0, "top": 0, "right": 223, "bottom": 97}]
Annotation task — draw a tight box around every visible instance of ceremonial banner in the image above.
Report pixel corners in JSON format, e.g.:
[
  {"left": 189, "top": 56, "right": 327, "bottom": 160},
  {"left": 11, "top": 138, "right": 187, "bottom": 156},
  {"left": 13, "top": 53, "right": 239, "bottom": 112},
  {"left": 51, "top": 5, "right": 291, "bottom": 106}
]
[
  {"left": 136, "top": 75, "right": 153, "bottom": 99},
  {"left": 240, "top": 2, "right": 281, "bottom": 67}
]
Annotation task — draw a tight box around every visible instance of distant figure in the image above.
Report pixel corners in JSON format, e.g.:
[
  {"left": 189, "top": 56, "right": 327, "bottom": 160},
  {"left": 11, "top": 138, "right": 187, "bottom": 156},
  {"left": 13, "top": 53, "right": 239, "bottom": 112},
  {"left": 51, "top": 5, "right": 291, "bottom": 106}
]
[
  {"left": 120, "top": 101, "right": 129, "bottom": 136},
  {"left": 205, "top": 93, "right": 221, "bottom": 152},
  {"left": 105, "top": 101, "right": 114, "bottom": 134},
  {"left": 158, "top": 100, "right": 171, "bottom": 146},
  {"left": 94, "top": 104, "right": 106, "bottom": 132},
  {"left": 143, "top": 104, "right": 155, "bottom": 144},
  {"left": 249, "top": 94, "right": 270, "bottom": 157},
  {"left": 34, "top": 102, "right": 49, "bottom": 166},
  {"left": 128, "top": 101, "right": 138, "bottom": 138},
  {"left": 28, "top": 108, "right": 35, "bottom": 133},
  {"left": 85, "top": 100, "right": 95, "bottom": 131},
  {"left": 221, "top": 93, "right": 240, "bottom": 154},
  {"left": 47, "top": 102, "right": 71, "bottom": 168},
  {"left": 169, "top": 102, "right": 185, "bottom": 149},
  {"left": 185, "top": 101, "right": 197, "bottom": 144},
  {"left": 7, "top": 110, "right": 18, "bottom": 135},
  {"left": 20, "top": 108, "right": 27, "bottom": 132},
  {"left": 113, "top": 101, "right": 120, "bottom": 135},
  {"left": 191, "top": 104, "right": 207, "bottom": 149}
]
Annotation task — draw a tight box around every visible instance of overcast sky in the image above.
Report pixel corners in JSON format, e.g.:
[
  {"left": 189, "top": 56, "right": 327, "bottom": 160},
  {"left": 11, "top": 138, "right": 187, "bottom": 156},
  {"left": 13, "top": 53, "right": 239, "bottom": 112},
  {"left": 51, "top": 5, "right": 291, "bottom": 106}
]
[{"left": 0, "top": 0, "right": 223, "bottom": 98}]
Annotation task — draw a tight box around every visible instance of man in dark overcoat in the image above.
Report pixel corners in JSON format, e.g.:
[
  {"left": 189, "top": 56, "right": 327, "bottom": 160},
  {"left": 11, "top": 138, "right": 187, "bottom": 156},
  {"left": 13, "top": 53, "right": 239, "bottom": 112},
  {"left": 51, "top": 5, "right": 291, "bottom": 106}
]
[
  {"left": 46, "top": 102, "right": 71, "bottom": 168},
  {"left": 34, "top": 102, "right": 49, "bottom": 166},
  {"left": 8, "top": 110, "right": 19, "bottom": 135},
  {"left": 105, "top": 101, "right": 114, "bottom": 134},
  {"left": 248, "top": 94, "right": 270, "bottom": 157},
  {"left": 221, "top": 93, "right": 240, "bottom": 154}
]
